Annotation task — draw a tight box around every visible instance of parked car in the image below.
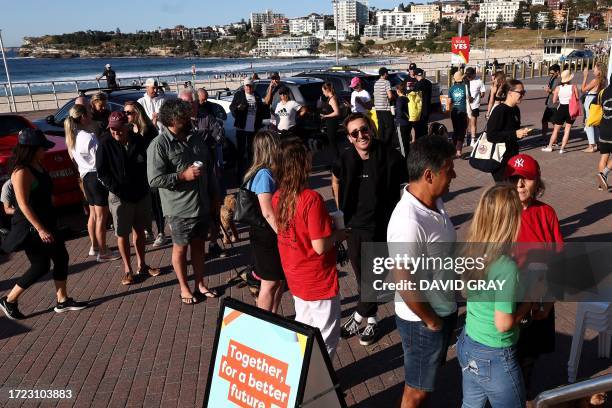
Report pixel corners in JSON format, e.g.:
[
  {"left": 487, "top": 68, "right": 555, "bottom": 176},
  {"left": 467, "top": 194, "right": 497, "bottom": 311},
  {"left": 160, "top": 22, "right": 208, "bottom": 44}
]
[
  {"left": 294, "top": 66, "right": 441, "bottom": 109},
  {"left": 208, "top": 76, "right": 327, "bottom": 152},
  {"left": 0, "top": 114, "right": 81, "bottom": 212}
]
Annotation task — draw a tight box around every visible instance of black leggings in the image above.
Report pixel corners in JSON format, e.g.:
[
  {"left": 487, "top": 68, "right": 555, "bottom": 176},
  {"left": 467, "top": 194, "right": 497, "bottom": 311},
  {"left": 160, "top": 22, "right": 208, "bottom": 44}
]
[
  {"left": 18, "top": 236, "right": 69, "bottom": 289},
  {"left": 324, "top": 118, "right": 340, "bottom": 161},
  {"left": 347, "top": 228, "right": 380, "bottom": 318},
  {"left": 151, "top": 189, "right": 165, "bottom": 234}
]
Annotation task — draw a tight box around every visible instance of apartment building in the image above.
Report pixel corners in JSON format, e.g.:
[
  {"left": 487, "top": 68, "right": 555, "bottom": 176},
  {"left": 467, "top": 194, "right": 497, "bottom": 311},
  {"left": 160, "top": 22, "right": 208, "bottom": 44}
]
[
  {"left": 477, "top": 0, "right": 521, "bottom": 25},
  {"left": 256, "top": 36, "right": 319, "bottom": 57},
  {"left": 411, "top": 4, "right": 441, "bottom": 23},
  {"left": 289, "top": 14, "right": 325, "bottom": 35},
  {"left": 333, "top": 0, "right": 369, "bottom": 37}
]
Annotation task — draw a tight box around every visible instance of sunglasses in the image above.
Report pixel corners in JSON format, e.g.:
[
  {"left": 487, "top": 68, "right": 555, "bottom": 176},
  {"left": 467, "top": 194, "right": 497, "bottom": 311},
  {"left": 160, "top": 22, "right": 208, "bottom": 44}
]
[
  {"left": 511, "top": 89, "right": 526, "bottom": 96},
  {"left": 348, "top": 126, "right": 370, "bottom": 139},
  {"left": 124, "top": 110, "right": 135, "bottom": 115}
]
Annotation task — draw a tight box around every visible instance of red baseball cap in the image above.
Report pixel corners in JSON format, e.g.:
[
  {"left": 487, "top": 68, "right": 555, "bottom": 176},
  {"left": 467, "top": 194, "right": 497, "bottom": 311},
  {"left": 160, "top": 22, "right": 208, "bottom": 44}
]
[
  {"left": 107, "top": 111, "right": 128, "bottom": 129},
  {"left": 505, "top": 154, "right": 540, "bottom": 180}
]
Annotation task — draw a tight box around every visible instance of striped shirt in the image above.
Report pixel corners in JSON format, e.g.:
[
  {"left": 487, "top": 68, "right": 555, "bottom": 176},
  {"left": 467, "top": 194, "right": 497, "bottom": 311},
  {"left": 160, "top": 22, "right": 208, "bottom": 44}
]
[{"left": 373, "top": 78, "right": 391, "bottom": 111}]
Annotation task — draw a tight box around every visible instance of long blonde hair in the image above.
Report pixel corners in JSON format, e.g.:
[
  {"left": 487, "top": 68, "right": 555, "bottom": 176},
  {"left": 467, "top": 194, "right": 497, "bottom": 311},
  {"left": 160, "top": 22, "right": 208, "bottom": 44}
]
[
  {"left": 594, "top": 62, "right": 607, "bottom": 91},
  {"left": 463, "top": 184, "right": 522, "bottom": 281},
  {"left": 274, "top": 138, "right": 311, "bottom": 232},
  {"left": 64, "top": 104, "right": 91, "bottom": 158},
  {"left": 244, "top": 130, "right": 280, "bottom": 184},
  {"left": 124, "top": 101, "right": 154, "bottom": 137}
]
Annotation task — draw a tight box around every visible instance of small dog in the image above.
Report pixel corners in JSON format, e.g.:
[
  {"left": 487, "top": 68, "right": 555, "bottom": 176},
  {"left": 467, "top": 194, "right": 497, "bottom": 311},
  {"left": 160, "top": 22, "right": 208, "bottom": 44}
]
[{"left": 220, "top": 194, "right": 239, "bottom": 244}]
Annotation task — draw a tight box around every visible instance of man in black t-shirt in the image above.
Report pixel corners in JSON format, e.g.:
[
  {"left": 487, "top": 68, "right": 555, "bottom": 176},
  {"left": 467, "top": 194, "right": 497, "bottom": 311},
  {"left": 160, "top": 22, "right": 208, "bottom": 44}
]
[
  {"left": 413, "top": 68, "right": 432, "bottom": 139},
  {"left": 331, "top": 112, "right": 407, "bottom": 347},
  {"left": 97, "top": 64, "right": 117, "bottom": 88}
]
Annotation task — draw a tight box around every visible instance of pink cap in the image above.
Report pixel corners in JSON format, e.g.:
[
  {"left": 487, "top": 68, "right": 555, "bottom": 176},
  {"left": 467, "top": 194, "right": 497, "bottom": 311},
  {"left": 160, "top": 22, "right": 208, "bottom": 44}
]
[{"left": 350, "top": 77, "right": 361, "bottom": 88}]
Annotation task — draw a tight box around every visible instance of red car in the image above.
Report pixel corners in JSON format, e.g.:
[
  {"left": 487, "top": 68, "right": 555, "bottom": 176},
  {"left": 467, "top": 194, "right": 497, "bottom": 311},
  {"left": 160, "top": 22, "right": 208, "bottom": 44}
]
[{"left": 0, "top": 114, "right": 82, "bottom": 210}]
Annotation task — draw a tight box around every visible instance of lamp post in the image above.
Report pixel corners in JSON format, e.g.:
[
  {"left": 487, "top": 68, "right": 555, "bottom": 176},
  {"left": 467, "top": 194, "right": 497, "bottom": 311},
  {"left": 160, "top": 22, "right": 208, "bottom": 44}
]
[
  {"left": 333, "top": 0, "right": 339, "bottom": 65},
  {"left": 563, "top": 7, "right": 570, "bottom": 51},
  {"left": 0, "top": 29, "right": 16, "bottom": 112}
]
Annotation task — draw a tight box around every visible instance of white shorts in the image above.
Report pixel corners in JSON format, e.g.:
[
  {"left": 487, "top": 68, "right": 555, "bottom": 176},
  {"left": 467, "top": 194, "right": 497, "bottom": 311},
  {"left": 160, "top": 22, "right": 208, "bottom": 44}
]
[{"left": 293, "top": 295, "right": 341, "bottom": 358}]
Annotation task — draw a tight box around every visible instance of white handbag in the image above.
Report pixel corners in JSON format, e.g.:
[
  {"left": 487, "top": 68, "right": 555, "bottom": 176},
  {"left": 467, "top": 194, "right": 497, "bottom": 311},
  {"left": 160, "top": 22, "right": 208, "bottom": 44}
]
[{"left": 469, "top": 132, "right": 507, "bottom": 173}]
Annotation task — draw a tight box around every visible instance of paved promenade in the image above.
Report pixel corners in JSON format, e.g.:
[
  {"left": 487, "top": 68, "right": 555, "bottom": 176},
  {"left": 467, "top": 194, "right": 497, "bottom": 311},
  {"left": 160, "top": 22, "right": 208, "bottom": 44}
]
[{"left": 0, "top": 84, "right": 611, "bottom": 407}]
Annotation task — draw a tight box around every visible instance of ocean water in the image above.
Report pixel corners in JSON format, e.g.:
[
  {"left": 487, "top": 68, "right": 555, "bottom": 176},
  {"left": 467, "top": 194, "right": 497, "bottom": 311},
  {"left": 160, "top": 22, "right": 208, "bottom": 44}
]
[{"left": 0, "top": 51, "right": 395, "bottom": 96}]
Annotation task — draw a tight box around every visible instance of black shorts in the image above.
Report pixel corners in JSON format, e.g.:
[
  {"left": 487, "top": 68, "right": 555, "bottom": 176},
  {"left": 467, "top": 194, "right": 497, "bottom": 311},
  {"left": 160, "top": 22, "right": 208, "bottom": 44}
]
[
  {"left": 542, "top": 107, "right": 555, "bottom": 123},
  {"left": 552, "top": 104, "right": 575, "bottom": 125},
  {"left": 250, "top": 224, "right": 284, "bottom": 281},
  {"left": 471, "top": 108, "right": 480, "bottom": 118},
  {"left": 82, "top": 172, "right": 108, "bottom": 207},
  {"left": 598, "top": 141, "right": 612, "bottom": 154}
]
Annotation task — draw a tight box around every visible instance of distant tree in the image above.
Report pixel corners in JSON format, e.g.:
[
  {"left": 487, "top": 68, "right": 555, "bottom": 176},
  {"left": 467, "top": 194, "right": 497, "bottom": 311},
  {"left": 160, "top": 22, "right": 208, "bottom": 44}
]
[
  {"left": 529, "top": 12, "right": 540, "bottom": 29},
  {"left": 546, "top": 10, "right": 557, "bottom": 29},
  {"left": 365, "top": 39, "right": 375, "bottom": 46},
  {"left": 497, "top": 13, "right": 505, "bottom": 28},
  {"left": 514, "top": 10, "right": 526, "bottom": 27}
]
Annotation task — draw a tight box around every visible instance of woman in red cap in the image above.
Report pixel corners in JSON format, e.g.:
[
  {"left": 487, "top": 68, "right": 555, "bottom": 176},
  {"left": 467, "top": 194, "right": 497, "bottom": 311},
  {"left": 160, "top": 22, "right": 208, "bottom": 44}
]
[{"left": 505, "top": 153, "right": 563, "bottom": 404}]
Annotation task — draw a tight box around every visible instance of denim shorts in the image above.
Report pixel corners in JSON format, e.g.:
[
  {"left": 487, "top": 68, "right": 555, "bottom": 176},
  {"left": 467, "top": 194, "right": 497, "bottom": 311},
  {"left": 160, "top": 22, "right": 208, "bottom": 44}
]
[
  {"left": 457, "top": 329, "right": 525, "bottom": 408},
  {"left": 395, "top": 312, "right": 458, "bottom": 392},
  {"left": 166, "top": 216, "right": 209, "bottom": 246}
]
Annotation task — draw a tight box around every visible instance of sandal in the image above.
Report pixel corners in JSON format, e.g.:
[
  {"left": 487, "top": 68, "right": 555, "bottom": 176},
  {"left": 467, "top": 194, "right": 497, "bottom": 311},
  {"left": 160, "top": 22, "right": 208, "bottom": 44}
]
[
  {"left": 180, "top": 295, "right": 197, "bottom": 305},
  {"left": 196, "top": 288, "right": 219, "bottom": 299}
]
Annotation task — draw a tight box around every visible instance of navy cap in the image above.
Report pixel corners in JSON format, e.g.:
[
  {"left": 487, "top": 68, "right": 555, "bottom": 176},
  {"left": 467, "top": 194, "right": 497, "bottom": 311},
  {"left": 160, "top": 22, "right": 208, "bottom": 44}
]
[
  {"left": 414, "top": 68, "right": 424, "bottom": 76},
  {"left": 18, "top": 128, "right": 55, "bottom": 149},
  {"left": 408, "top": 63, "right": 417, "bottom": 70}
]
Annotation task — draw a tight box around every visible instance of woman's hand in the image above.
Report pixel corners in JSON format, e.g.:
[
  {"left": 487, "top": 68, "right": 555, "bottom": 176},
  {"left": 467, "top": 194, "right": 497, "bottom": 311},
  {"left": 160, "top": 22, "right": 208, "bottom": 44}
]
[
  {"left": 583, "top": 67, "right": 589, "bottom": 77},
  {"left": 516, "top": 128, "right": 531, "bottom": 139},
  {"left": 38, "top": 228, "right": 54, "bottom": 244}
]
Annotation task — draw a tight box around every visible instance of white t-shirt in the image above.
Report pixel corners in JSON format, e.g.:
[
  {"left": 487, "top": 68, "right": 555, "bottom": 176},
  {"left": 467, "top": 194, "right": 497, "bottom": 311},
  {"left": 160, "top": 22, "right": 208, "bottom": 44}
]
[
  {"left": 71, "top": 130, "right": 98, "bottom": 178},
  {"left": 351, "top": 89, "right": 372, "bottom": 113},
  {"left": 274, "top": 100, "right": 302, "bottom": 131},
  {"left": 244, "top": 93, "right": 257, "bottom": 132},
  {"left": 469, "top": 79, "right": 486, "bottom": 110},
  {"left": 387, "top": 188, "right": 458, "bottom": 321},
  {"left": 558, "top": 84, "right": 573, "bottom": 105},
  {"left": 1, "top": 179, "right": 15, "bottom": 208},
  {"left": 137, "top": 93, "right": 165, "bottom": 121}
]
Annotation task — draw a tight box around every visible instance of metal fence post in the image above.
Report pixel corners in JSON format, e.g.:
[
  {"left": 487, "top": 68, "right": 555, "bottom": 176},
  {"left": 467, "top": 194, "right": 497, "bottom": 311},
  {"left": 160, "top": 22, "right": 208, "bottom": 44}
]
[
  {"left": 447, "top": 68, "right": 451, "bottom": 89},
  {"left": 26, "top": 83, "right": 35, "bottom": 111},
  {"left": 539, "top": 61, "right": 543, "bottom": 77},
  {"left": 435, "top": 70, "right": 440, "bottom": 84},
  {"left": 521, "top": 62, "right": 526, "bottom": 79},
  {"left": 3, "top": 84, "right": 11, "bottom": 112},
  {"left": 50, "top": 82, "right": 60, "bottom": 108},
  {"left": 512, "top": 63, "right": 517, "bottom": 79},
  {"left": 530, "top": 62, "right": 535, "bottom": 79}
]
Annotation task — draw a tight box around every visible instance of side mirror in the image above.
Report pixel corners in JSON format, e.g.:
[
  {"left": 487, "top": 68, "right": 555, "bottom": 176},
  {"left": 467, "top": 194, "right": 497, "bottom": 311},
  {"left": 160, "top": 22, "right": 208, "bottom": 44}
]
[{"left": 45, "top": 115, "right": 55, "bottom": 125}]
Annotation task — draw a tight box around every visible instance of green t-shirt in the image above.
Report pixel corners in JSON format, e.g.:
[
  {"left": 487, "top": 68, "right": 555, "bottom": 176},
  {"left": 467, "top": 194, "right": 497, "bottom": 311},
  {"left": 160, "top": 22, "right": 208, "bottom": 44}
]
[{"left": 465, "top": 255, "right": 519, "bottom": 348}]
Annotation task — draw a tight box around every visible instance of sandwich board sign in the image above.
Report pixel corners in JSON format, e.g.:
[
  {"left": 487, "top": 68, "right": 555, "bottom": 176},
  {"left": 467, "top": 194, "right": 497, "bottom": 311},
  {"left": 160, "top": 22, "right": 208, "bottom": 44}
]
[{"left": 203, "top": 297, "right": 347, "bottom": 408}]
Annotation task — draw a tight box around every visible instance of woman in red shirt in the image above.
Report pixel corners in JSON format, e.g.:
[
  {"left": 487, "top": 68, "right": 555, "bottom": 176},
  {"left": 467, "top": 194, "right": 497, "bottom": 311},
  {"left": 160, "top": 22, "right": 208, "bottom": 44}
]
[
  {"left": 505, "top": 154, "right": 563, "bottom": 403},
  {"left": 272, "top": 137, "right": 346, "bottom": 357}
]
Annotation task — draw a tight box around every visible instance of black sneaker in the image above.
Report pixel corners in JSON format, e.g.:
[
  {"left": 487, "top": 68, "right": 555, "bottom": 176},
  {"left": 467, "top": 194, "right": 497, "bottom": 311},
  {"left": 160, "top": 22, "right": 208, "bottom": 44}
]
[
  {"left": 208, "top": 242, "right": 226, "bottom": 259},
  {"left": 0, "top": 296, "right": 25, "bottom": 320},
  {"left": 359, "top": 322, "right": 380, "bottom": 346},
  {"left": 340, "top": 315, "right": 362, "bottom": 339},
  {"left": 597, "top": 172, "right": 609, "bottom": 191},
  {"left": 54, "top": 298, "right": 88, "bottom": 313}
]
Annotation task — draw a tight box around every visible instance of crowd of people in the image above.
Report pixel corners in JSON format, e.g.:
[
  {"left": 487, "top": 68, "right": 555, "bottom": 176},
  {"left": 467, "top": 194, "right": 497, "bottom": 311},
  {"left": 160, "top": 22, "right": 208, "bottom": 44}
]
[{"left": 0, "top": 59, "right": 610, "bottom": 408}]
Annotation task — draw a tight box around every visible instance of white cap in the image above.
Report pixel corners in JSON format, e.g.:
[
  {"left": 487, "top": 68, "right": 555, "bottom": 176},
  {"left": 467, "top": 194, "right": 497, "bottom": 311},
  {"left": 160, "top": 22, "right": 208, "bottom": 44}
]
[
  {"left": 243, "top": 77, "right": 253, "bottom": 86},
  {"left": 144, "top": 78, "right": 157, "bottom": 87},
  {"left": 105, "top": 63, "right": 111, "bottom": 69}
]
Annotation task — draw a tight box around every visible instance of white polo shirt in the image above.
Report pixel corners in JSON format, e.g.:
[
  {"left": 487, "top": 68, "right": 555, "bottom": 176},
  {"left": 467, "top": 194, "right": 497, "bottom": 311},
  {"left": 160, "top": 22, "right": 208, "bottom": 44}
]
[{"left": 387, "top": 187, "right": 457, "bottom": 321}]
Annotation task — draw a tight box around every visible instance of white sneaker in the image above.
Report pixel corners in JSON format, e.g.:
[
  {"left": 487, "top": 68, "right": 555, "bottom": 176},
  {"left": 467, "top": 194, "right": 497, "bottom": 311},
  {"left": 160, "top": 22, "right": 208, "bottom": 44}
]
[
  {"left": 559, "top": 149, "right": 565, "bottom": 154},
  {"left": 97, "top": 250, "right": 121, "bottom": 262},
  {"left": 152, "top": 233, "right": 166, "bottom": 247},
  {"left": 541, "top": 147, "right": 553, "bottom": 152},
  {"left": 88, "top": 247, "right": 98, "bottom": 257}
]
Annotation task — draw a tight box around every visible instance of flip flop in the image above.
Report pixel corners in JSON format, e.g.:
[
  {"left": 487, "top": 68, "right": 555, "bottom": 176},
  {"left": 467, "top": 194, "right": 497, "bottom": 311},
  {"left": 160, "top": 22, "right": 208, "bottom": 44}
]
[{"left": 201, "top": 289, "right": 220, "bottom": 298}]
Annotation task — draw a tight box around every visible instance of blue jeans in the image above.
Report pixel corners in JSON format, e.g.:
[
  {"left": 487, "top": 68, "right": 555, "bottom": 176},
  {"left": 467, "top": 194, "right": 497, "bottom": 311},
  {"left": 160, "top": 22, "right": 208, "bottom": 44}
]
[
  {"left": 584, "top": 94, "right": 600, "bottom": 145},
  {"left": 457, "top": 329, "right": 526, "bottom": 408},
  {"left": 395, "top": 312, "right": 458, "bottom": 392}
]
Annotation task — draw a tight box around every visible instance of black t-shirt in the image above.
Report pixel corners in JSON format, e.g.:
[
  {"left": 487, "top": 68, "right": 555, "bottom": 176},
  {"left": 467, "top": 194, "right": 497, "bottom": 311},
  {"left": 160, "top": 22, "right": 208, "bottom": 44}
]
[
  {"left": 348, "top": 159, "right": 377, "bottom": 230},
  {"left": 598, "top": 86, "right": 612, "bottom": 142},
  {"left": 486, "top": 103, "right": 521, "bottom": 159},
  {"left": 414, "top": 78, "right": 432, "bottom": 116},
  {"left": 104, "top": 69, "right": 117, "bottom": 87}
]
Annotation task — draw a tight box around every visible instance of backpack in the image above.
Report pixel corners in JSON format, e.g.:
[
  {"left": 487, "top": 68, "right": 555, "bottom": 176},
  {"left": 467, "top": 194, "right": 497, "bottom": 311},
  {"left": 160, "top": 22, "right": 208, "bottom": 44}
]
[{"left": 406, "top": 91, "right": 422, "bottom": 122}]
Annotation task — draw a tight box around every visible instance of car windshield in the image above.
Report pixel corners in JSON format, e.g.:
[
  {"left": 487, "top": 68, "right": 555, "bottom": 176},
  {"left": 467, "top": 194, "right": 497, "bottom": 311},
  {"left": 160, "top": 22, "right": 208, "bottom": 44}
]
[
  {"left": 389, "top": 72, "right": 409, "bottom": 87},
  {"left": 0, "top": 116, "right": 30, "bottom": 137}
]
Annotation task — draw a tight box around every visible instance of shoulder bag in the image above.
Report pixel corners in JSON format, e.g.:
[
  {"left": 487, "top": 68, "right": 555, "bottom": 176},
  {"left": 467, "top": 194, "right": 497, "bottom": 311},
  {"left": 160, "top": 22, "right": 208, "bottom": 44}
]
[
  {"left": 233, "top": 174, "right": 268, "bottom": 228},
  {"left": 585, "top": 89, "right": 605, "bottom": 127},
  {"left": 469, "top": 131, "right": 507, "bottom": 173}
]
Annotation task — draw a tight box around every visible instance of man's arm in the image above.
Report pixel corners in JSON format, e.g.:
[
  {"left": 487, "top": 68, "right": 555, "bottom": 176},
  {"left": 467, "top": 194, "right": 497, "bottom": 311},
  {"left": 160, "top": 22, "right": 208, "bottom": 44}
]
[
  {"left": 331, "top": 174, "right": 340, "bottom": 209},
  {"left": 95, "top": 144, "right": 119, "bottom": 194},
  {"left": 147, "top": 141, "right": 180, "bottom": 190}
]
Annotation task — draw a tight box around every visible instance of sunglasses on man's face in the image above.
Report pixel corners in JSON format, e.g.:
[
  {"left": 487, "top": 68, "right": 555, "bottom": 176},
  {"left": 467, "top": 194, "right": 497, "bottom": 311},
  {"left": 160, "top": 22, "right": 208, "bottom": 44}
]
[{"left": 348, "top": 126, "right": 370, "bottom": 139}]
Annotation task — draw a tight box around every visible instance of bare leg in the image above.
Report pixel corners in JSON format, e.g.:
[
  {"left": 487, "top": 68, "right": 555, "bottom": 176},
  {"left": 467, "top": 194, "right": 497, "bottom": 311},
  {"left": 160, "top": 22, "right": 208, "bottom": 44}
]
[
  {"left": 599, "top": 154, "right": 611, "bottom": 172},
  {"left": 546, "top": 124, "right": 562, "bottom": 148},
  {"left": 94, "top": 206, "right": 108, "bottom": 253},
  {"left": 541, "top": 120, "right": 548, "bottom": 143},
  {"left": 190, "top": 238, "right": 209, "bottom": 293},
  {"left": 116, "top": 235, "right": 132, "bottom": 273},
  {"left": 257, "top": 280, "right": 281, "bottom": 312},
  {"left": 132, "top": 228, "right": 146, "bottom": 271},
  {"left": 560, "top": 123, "right": 572, "bottom": 150},
  {"left": 469, "top": 116, "right": 477, "bottom": 145},
  {"left": 272, "top": 281, "right": 284, "bottom": 314},
  {"left": 87, "top": 206, "right": 97, "bottom": 250},
  {"left": 54, "top": 280, "right": 67, "bottom": 303},
  {"left": 400, "top": 385, "right": 428, "bottom": 408},
  {"left": 6, "top": 285, "right": 25, "bottom": 303},
  {"left": 172, "top": 244, "right": 193, "bottom": 299}
]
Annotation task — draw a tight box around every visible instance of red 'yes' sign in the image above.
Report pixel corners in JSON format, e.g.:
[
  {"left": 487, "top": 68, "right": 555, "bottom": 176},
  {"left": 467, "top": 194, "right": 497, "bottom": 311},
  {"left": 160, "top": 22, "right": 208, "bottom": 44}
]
[{"left": 451, "top": 36, "right": 470, "bottom": 63}]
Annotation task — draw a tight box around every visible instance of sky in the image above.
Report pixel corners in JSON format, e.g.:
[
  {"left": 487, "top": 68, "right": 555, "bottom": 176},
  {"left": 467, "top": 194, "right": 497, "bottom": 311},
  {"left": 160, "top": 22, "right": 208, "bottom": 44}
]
[{"left": 2, "top": 0, "right": 406, "bottom": 47}]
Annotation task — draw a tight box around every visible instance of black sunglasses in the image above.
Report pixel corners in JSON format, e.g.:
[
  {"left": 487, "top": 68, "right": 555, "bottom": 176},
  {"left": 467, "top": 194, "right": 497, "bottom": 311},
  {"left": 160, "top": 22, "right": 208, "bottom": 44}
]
[
  {"left": 348, "top": 126, "right": 370, "bottom": 139},
  {"left": 124, "top": 111, "right": 135, "bottom": 115},
  {"left": 511, "top": 89, "right": 526, "bottom": 96}
]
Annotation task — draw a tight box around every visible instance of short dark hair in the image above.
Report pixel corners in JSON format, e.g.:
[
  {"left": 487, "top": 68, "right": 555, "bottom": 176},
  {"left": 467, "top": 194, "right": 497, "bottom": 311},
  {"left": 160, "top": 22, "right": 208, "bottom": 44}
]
[
  {"left": 465, "top": 67, "right": 476, "bottom": 76},
  {"left": 407, "top": 136, "right": 455, "bottom": 182},
  {"left": 343, "top": 112, "right": 376, "bottom": 133},
  {"left": 379, "top": 67, "right": 389, "bottom": 76},
  {"left": 277, "top": 86, "right": 290, "bottom": 95},
  {"left": 270, "top": 72, "right": 280, "bottom": 80},
  {"left": 550, "top": 64, "right": 561, "bottom": 72},
  {"left": 158, "top": 98, "right": 193, "bottom": 127},
  {"left": 10, "top": 144, "right": 40, "bottom": 174}
]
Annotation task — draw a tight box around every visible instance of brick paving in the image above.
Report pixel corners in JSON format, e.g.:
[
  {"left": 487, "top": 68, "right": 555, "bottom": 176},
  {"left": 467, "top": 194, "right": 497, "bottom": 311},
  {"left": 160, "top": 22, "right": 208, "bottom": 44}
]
[{"left": 1, "top": 80, "right": 611, "bottom": 407}]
